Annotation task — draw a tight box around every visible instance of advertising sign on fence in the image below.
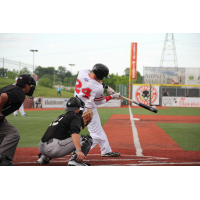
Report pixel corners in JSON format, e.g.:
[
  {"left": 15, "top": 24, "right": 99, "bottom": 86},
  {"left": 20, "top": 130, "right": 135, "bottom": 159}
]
[
  {"left": 162, "top": 97, "right": 200, "bottom": 107},
  {"left": 143, "top": 67, "right": 185, "bottom": 84},
  {"left": 34, "top": 97, "right": 69, "bottom": 108},
  {"left": 144, "top": 67, "right": 200, "bottom": 85},
  {"left": 132, "top": 85, "right": 160, "bottom": 106}
]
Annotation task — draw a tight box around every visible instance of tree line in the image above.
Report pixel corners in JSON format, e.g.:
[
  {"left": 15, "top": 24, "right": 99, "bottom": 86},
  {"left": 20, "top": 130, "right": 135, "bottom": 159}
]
[{"left": 0, "top": 66, "right": 143, "bottom": 90}]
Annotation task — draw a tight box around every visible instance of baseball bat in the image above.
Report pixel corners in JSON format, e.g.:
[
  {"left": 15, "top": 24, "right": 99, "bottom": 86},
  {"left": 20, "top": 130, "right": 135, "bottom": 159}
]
[
  {"left": 119, "top": 95, "right": 158, "bottom": 113},
  {"left": 102, "top": 83, "right": 158, "bottom": 113}
]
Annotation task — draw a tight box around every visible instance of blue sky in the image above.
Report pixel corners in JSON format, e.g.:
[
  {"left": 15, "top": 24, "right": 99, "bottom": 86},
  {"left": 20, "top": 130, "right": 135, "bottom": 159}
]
[{"left": 1, "top": 33, "right": 200, "bottom": 76}]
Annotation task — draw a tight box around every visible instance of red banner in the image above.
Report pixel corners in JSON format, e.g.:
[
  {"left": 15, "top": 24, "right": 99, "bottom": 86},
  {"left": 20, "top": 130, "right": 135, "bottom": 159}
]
[{"left": 130, "top": 42, "right": 137, "bottom": 80}]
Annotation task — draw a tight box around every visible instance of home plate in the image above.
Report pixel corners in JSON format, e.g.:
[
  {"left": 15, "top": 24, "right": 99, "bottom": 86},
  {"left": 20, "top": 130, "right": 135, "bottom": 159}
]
[{"left": 132, "top": 118, "right": 140, "bottom": 121}]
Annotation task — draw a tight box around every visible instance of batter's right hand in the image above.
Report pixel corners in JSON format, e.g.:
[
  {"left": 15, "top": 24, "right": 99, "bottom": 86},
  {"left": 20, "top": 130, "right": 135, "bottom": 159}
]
[
  {"left": 76, "top": 151, "right": 86, "bottom": 163},
  {"left": 107, "top": 86, "right": 115, "bottom": 94}
]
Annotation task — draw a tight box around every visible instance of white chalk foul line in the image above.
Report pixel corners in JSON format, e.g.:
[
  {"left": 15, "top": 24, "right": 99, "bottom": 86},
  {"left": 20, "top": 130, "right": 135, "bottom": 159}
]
[
  {"left": 129, "top": 105, "right": 143, "bottom": 156},
  {"left": 31, "top": 154, "right": 169, "bottom": 160}
]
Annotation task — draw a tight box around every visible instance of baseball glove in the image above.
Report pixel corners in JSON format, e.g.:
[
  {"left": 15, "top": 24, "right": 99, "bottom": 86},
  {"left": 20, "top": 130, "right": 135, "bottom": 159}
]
[{"left": 82, "top": 110, "right": 93, "bottom": 126}]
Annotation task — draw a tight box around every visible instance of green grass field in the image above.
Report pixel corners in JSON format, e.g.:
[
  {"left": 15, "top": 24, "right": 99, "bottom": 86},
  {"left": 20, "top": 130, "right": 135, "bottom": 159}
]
[
  {"left": 6, "top": 107, "right": 200, "bottom": 151},
  {"left": 157, "top": 123, "right": 200, "bottom": 151}
]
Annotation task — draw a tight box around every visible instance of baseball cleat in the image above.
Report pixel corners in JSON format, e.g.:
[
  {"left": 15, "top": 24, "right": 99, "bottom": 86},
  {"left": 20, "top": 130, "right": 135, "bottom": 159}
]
[
  {"left": 37, "top": 153, "right": 50, "bottom": 164},
  {"left": 101, "top": 152, "right": 121, "bottom": 157},
  {"left": 23, "top": 114, "right": 27, "bottom": 117},
  {"left": 68, "top": 159, "right": 90, "bottom": 166}
]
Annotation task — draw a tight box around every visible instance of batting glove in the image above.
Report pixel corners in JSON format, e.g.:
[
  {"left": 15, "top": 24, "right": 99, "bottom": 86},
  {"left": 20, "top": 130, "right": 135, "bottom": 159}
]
[
  {"left": 111, "top": 93, "right": 120, "bottom": 99},
  {"left": 107, "top": 86, "right": 115, "bottom": 95}
]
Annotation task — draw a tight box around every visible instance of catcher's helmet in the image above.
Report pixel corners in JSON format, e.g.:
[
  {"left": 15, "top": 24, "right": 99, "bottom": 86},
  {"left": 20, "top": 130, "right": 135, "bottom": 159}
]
[
  {"left": 65, "top": 97, "right": 82, "bottom": 111},
  {"left": 92, "top": 63, "right": 110, "bottom": 80}
]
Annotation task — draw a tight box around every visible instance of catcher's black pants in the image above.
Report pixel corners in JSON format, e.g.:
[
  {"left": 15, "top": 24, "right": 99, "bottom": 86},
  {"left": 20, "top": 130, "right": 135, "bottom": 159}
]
[{"left": 0, "top": 121, "right": 20, "bottom": 161}]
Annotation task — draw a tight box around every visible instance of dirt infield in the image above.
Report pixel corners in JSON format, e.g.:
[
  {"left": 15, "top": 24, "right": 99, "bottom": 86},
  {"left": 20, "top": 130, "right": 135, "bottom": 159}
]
[{"left": 13, "top": 107, "right": 200, "bottom": 166}]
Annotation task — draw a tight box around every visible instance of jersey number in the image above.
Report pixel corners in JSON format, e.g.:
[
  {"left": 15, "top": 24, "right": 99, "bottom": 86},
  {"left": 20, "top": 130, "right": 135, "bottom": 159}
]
[
  {"left": 75, "top": 79, "right": 92, "bottom": 99},
  {"left": 50, "top": 116, "right": 63, "bottom": 126}
]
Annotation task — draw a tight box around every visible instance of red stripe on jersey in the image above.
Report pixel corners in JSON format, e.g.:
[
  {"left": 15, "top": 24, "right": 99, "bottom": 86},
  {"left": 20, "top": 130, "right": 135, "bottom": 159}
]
[{"left": 94, "top": 96, "right": 104, "bottom": 101}]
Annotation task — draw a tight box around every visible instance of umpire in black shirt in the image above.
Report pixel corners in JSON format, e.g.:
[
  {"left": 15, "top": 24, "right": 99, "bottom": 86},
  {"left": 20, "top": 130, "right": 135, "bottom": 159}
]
[
  {"left": 0, "top": 74, "right": 36, "bottom": 166},
  {"left": 37, "top": 97, "right": 93, "bottom": 166}
]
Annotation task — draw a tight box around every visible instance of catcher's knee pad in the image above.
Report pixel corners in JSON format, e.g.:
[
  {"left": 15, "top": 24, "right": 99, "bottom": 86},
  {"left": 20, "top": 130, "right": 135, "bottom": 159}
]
[{"left": 81, "top": 135, "right": 93, "bottom": 156}]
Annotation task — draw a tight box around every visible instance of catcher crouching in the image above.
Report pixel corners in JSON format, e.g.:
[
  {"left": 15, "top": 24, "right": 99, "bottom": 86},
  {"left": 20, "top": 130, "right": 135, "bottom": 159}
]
[{"left": 37, "top": 97, "right": 93, "bottom": 166}]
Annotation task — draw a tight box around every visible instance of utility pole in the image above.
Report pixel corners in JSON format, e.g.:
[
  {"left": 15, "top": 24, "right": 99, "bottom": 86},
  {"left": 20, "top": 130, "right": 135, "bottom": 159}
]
[
  {"left": 160, "top": 33, "right": 178, "bottom": 68},
  {"left": 30, "top": 49, "right": 38, "bottom": 75},
  {"left": 54, "top": 70, "right": 56, "bottom": 87},
  {"left": 69, "top": 64, "right": 75, "bottom": 87},
  {"left": 3, "top": 57, "right": 4, "bottom": 77},
  {"left": 19, "top": 61, "right": 21, "bottom": 74}
]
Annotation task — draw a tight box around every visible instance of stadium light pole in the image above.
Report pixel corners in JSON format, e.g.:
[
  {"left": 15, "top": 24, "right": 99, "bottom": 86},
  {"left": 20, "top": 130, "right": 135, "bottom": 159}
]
[
  {"left": 69, "top": 64, "right": 75, "bottom": 87},
  {"left": 30, "top": 49, "right": 38, "bottom": 75}
]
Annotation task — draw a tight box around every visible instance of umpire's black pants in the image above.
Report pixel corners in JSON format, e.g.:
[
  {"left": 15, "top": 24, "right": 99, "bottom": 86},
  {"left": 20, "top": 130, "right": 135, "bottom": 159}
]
[{"left": 0, "top": 121, "right": 20, "bottom": 161}]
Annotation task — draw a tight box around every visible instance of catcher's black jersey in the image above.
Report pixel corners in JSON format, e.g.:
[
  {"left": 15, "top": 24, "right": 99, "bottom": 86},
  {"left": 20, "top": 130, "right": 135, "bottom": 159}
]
[
  {"left": 0, "top": 85, "right": 25, "bottom": 116},
  {"left": 41, "top": 111, "right": 82, "bottom": 142}
]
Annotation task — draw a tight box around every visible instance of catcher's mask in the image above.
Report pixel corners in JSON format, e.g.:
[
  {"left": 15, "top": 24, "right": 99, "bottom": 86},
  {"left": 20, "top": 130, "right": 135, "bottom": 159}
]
[
  {"left": 65, "top": 97, "right": 82, "bottom": 112},
  {"left": 16, "top": 74, "right": 36, "bottom": 96},
  {"left": 92, "top": 63, "right": 110, "bottom": 80}
]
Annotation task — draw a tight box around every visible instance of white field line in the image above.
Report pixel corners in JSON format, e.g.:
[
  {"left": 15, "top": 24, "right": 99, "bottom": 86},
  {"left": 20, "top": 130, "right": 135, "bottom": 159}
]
[
  {"left": 126, "top": 162, "right": 200, "bottom": 166},
  {"left": 97, "top": 162, "right": 200, "bottom": 166},
  {"left": 31, "top": 155, "right": 169, "bottom": 159},
  {"left": 129, "top": 105, "right": 143, "bottom": 156},
  {"left": 15, "top": 155, "right": 169, "bottom": 165}
]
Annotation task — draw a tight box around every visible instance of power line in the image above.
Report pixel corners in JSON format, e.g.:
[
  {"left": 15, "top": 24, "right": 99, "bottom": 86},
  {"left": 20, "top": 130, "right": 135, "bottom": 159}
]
[
  {"left": 176, "top": 41, "right": 200, "bottom": 48},
  {"left": 2, "top": 41, "right": 165, "bottom": 58},
  {"left": 0, "top": 58, "right": 35, "bottom": 69}
]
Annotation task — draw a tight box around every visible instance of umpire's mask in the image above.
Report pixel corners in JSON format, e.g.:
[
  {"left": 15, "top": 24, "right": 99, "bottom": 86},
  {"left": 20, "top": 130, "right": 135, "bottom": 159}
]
[{"left": 16, "top": 74, "right": 36, "bottom": 96}]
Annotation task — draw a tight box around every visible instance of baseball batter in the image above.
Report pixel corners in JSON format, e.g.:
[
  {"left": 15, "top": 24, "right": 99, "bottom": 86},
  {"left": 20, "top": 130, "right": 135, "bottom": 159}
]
[{"left": 74, "top": 63, "right": 121, "bottom": 157}]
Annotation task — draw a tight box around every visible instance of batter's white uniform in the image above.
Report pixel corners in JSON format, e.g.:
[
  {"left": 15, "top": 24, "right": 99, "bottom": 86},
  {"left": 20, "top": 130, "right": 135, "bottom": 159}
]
[{"left": 75, "top": 70, "right": 113, "bottom": 154}]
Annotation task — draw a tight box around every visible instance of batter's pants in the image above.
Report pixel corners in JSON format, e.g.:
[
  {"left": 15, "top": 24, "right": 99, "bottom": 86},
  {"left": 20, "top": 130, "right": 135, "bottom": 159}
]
[
  {"left": 0, "top": 121, "right": 20, "bottom": 160},
  {"left": 87, "top": 108, "right": 112, "bottom": 154}
]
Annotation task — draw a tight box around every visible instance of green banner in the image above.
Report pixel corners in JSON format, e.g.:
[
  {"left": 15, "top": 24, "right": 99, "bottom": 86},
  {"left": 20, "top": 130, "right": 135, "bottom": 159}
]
[{"left": 120, "top": 84, "right": 128, "bottom": 105}]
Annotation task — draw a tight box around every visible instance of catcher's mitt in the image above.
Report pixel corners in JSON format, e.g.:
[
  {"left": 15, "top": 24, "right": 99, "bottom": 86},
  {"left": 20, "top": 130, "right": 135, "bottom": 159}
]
[{"left": 82, "top": 110, "right": 93, "bottom": 126}]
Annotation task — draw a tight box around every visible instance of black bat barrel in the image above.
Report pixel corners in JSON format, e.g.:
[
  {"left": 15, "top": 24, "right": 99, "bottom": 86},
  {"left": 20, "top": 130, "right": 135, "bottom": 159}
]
[{"left": 138, "top": 103, "right": 158, "bottom": 113}]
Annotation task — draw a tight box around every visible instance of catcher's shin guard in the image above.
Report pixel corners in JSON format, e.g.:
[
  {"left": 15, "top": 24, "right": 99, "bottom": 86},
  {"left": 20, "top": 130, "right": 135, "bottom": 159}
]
[
  {"left": 81, "top": 135, "right": 93, "bottom": 156},
  {"left": 70, "top": 135, "right": 93, "bottom": 161}
]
